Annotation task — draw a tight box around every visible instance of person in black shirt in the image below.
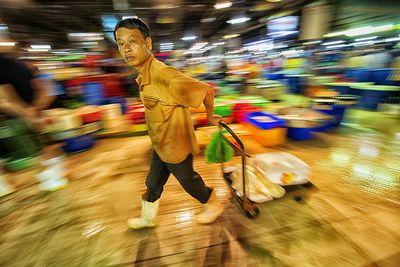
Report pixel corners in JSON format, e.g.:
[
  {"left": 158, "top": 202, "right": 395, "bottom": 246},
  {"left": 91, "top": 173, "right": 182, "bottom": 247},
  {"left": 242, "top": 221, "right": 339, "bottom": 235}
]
[
  {"left": 0, "top": 50, "right": 55, "bottom": 159},
  {"left": 0, "top": 54, "right": 56, "bottom": 119}
]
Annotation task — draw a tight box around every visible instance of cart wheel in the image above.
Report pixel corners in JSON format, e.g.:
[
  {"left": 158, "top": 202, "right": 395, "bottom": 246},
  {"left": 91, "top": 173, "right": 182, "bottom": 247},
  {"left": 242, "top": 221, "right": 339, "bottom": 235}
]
[{"left": 245, "top": 207, "right": 260, "bottom": 218}]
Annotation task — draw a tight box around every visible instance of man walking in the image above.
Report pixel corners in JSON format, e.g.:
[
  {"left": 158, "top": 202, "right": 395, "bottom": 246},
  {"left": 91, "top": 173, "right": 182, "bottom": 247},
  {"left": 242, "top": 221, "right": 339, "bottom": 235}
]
[{"left": 114, "top": 18, "right": 224, "bottom": 229}]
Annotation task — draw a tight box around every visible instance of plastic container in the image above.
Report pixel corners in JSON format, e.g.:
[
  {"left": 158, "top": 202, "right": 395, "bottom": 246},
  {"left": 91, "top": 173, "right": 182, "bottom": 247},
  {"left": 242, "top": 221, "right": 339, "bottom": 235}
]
[
  {"left": 232, "top": 105, "right": 262, "bottom": 123},
  {"left": 0, "top": 119, "right": 40, "bottom": 158},
  {"left": 245, "top": 112, "right": 287, "bottom": 146},
  {"left": 287, "top": 127, "right": 314, "bottom": 141},
  {"left": 130, "top": 124, "right": 147, "bottom": 132},
  {"left": 253, "top": 152, "right": 311, "bottom": 186},
  {"left": 105, "top": 96, "right": 128, "bottom": 114},
  {"left": 5, "top": 157, "right": 36, "bottom": 172},
  {"left": 103, "top": 79, "right": 125, "bottom": 97},
  {"left": 63, "top": 134, "right": 95, "bottom": 153},
  {"left": 266, "top": 73, "right": 285, "bottom": 80},
  {"left": 247, "top": 112, "right": 286, "bottom": 129},
  {"left": 215, "top": 105, "right": 233, "bottom": 117},
  {"left": 82, "top": 82, "right": 104, "bottom": 105}
]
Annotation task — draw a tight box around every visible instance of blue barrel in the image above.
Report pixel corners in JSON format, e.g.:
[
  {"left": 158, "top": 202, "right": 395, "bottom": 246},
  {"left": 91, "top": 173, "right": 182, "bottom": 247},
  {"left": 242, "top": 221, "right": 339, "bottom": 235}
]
[{"left": 82, "top": 82, "right": 104, "bottom": 105}]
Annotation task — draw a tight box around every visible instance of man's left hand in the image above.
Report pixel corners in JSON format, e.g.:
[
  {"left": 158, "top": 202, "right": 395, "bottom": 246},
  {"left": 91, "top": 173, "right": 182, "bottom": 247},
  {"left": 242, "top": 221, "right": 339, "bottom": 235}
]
[{"left": 208, "top": 114, "right": 223, "bottom": 126}]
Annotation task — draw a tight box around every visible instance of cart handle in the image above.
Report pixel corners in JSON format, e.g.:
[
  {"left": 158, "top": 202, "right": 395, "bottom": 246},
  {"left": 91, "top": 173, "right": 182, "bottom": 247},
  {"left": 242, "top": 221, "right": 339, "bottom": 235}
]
[
  {"left": 219, "top": 120, "right": 251, "bottom": 206},
  {"left": 219, "top": 121, "right": 244, "bottom": 151}
]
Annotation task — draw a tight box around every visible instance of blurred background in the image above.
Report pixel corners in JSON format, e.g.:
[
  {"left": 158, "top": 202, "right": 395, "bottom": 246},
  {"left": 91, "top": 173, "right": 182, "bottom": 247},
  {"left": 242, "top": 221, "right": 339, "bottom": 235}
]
[{"left": 0, "top": 1, "right": 399, "bottom": 266}]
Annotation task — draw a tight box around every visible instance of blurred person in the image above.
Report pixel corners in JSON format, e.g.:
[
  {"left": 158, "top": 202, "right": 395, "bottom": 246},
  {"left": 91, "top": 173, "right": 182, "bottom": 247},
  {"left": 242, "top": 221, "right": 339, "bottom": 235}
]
[
  {"left": 114, "top": 18, "right": 224, "bottom": 229},
  {"left": 0, "top": 46, "right": 56, "bottom": 121},
  {"left": 1, "top": 46, "right": 67, "bottom": 192}
]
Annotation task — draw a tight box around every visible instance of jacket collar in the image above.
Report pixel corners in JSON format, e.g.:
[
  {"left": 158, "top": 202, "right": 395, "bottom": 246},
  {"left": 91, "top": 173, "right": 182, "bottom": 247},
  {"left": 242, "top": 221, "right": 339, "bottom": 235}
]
[{"left": 136, "top": 54, "right": 154, "bottom": 86}]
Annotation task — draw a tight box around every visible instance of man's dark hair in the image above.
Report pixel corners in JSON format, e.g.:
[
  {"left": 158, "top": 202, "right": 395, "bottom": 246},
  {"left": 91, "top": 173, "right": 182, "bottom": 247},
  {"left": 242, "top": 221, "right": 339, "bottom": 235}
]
[{"left": 113, "top": 18, "right": 151, "bottom": 40}]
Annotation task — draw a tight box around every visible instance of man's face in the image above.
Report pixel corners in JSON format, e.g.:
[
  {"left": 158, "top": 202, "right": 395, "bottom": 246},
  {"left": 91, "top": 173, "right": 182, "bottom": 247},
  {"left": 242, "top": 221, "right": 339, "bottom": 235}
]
[{"left": 115, "top": 27, "right": 152, "bottom": 67}]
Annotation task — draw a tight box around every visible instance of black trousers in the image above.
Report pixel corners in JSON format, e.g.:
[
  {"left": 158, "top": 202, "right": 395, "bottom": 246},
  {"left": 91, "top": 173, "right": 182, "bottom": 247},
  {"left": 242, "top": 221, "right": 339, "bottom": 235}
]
[{"left": 142, "top": 152, "right": 211, "bottom": 204}]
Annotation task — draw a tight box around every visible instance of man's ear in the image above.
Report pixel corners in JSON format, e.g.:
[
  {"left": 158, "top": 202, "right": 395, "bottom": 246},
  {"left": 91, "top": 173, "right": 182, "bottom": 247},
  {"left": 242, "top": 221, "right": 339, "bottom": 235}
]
[{"left": 145, "top": 37, "right": 152, "bottom": 51}]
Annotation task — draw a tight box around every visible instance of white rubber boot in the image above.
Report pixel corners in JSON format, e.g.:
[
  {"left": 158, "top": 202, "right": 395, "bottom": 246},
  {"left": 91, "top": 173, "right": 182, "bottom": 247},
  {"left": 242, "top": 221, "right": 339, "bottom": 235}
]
[
  {"left": 35, "top": 164, "right": 67, "bottom": 192},
  {"left": 127, "top": 199, "right": 159, "bottom": 229},
  {"left": 196, "top": 188, "right": 225, "bottom": 224}
]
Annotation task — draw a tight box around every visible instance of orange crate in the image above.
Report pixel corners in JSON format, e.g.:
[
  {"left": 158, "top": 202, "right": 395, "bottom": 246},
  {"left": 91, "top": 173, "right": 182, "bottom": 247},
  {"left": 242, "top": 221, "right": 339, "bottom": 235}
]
[{"left": 244, "top": 123, "right": 287, "bottom": 146}]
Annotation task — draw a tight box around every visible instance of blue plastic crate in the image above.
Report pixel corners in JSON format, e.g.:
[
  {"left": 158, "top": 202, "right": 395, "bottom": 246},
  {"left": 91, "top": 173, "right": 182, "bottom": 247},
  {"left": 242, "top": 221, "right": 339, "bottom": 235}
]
[
  {"left": 83, "top": 82, "right": 104, "bottom": 105},
  {"left": 246, "top": 112, "right": 286, "bottom": 130}
]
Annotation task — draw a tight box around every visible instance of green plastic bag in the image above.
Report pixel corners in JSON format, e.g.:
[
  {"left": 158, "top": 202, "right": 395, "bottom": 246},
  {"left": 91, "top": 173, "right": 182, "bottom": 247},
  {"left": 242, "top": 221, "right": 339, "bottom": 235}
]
[{"left": 205, "top": 130, "right": 234, "bottom": 163}]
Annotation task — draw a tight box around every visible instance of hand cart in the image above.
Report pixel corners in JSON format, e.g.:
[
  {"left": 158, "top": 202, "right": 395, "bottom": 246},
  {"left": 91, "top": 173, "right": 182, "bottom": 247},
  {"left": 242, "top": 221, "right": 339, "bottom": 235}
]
[{"left": 219, "top": 121, "right": 260, "bottom": 218}]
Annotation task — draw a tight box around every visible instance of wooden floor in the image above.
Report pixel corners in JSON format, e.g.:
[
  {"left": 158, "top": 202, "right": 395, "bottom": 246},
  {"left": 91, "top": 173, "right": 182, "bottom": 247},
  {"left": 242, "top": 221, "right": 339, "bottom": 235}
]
[{"left": 1, "top": 120, "right": 399, "bottom": 266}]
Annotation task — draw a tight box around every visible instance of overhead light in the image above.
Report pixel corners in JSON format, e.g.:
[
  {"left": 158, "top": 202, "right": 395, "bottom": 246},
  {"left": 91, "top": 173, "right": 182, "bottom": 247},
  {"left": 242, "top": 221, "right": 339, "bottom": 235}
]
[
  {"left": 183, "top": 42, "right": 210, "bottom": 55},
  {"left": 189, "top": 4, "right": 205, "bottom": 8},
  {"left": 227, "top": 17, "right": 250, "bottom": 24},
  {"left": 223, "top": 33, "right": 240, "bottom": 39},
  {"left": 192, "top": 42, "right": 208, "bottom": 49},
  {"left": 267, "top": 0, "right": 282, "bottom": 2},
  {"left": 352, "top": 41, "right": 375, "bottom": 47},
  {"left": 345, "top": 26, "right": 374, "bottom": 37},
  {"left": 214, "top": 1, "right": 232, "bottom": 9},
  {"left": 154, "top": 4, "right": 180, "bottom": 9},
  {"left": 322, "top": 40, "right": 345, "bottom": 46},
  {"left": 250, "top": 3, "right": 272, "bottom": 12},
  {"left": 268, "top": 31, "right": 298, "bottom": 38},
  {"left": 181, "top": 35, "right": 197, "bottom": 41},
  {"left": 160, "top": 42, "right": 174, "bottom": 46},
  {"left": 0, "top": 24, "right": 8, "bottom": 31},
  {"left": 31, "top": 44, "right": 51, "bottom": 50},
  {"left": 122, "top": 16, "right": 138, "bottom": 20},
  {"left": 324, "top": 31, "right": 344, "bottom": 38},
  {"left": 274, "top": 43, "right": 289, "bottom": 49},
  {"left": 245, "top": 40, "right": 274, "bottom": 51},
  {"left": 385, "top": 37, "right": 400, "bottom": 42},
  {"left": 345, "top": 24, "right": 393, "bottom": 37},
  {"left": 355, "top": 36, "right": 378, "bottom": 42},
  {"left": 324, "top": 24, "right": 394, "bottom": 38},
  {"left": 69, "top": 33, "right": 101, "bottom": 37},
  {"left": 326, "top": 44, "right": 347, "bottom": 50},
  {"left": 303, "top": 40, "right": 321, "bottom": 45},
  {"left": 26, "top": 49, "right": 50, "bottom": 52},
  {"left": 0, "top": 42, "right": 16, "bottom": 46},
  {"left": 212, "top": 42, "right": 225, "bottom": 46},
  {"left": 201, "top": 17, "right": 216, "bottom": 23},
  {"left": 156, "top": 16, "right": 176, "bottom": 24},
  {"left": 68, "top": 33, "right": 104, "bottom": 41}
]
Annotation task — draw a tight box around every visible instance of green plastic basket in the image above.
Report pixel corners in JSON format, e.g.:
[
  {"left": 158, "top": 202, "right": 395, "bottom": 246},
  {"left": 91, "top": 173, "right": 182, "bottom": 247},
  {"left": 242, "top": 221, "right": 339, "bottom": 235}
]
[{"left": 5, "top": 156, "right": 36, "bottom": 172}]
